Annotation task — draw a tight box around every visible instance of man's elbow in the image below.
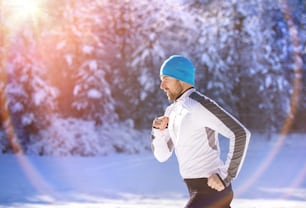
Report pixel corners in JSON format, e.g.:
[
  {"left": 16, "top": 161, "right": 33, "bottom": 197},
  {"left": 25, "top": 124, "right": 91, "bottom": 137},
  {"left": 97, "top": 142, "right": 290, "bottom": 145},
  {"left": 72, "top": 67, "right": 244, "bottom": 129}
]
[
  {"left": 245, "top": 128, "right": 251, "bottom": 142},
  {"left": 153, "top": 151, "right": 171, "bottom": 162}
]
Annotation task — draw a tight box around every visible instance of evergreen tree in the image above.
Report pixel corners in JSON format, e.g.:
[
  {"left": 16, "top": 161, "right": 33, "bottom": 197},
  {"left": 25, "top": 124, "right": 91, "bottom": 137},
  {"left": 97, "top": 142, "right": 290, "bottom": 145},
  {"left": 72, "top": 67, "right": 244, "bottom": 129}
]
[
  {"left": 0, "top": 0, "right": 305, "bottom": 155},
  {"left": 41, "top": 0, "right": 117, "bottom": 124},
  {"left": 3, "top": 31, "right": 57, "bottom": 152}
]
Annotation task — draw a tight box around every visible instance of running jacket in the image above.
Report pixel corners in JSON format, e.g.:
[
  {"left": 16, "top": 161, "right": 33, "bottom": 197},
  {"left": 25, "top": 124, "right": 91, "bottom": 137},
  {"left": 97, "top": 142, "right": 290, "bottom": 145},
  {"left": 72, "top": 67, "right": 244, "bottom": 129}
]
[{"left": 151, "top": 88, "right": 251, "bottom": 186}]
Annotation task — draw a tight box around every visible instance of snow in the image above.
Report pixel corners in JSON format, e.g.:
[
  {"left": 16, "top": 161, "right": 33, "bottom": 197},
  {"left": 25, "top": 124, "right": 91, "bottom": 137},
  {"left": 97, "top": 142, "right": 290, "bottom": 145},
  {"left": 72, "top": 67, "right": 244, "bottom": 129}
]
[
  {"left": 56, "top": 41, "right": 66, "bottom": 50},
  {"left": 64, "top": 54, "right": 73, "bottom": 66},
  {"left": 88, "top": 60, "right": 97, "bottom": 71},
  {"left": 21, "top": 113, "right": 34, "bottom": 126},
  {"left": 1, "top": 131, "right": 306, "bottom": 208},
  {"left": 87, "top": 89, "right": 101, "bottom": 99},
  {"left": 82, "top": 45, "right": 94, "bottom": 55}
]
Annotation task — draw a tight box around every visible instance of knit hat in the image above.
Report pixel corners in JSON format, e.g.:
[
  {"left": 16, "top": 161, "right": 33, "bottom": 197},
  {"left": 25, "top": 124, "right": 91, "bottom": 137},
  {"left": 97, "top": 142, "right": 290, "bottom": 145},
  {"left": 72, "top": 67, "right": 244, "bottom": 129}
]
[{"left": 160, "top": 55, "right": 196, "bottom": 86}]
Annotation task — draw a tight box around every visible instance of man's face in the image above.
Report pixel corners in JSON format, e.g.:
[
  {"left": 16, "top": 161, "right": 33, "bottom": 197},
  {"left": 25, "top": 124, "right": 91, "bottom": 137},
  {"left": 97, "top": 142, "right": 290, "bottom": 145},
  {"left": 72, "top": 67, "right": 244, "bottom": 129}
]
[{"left": 160, "top": 76, "right": 183, "bottom": 101}]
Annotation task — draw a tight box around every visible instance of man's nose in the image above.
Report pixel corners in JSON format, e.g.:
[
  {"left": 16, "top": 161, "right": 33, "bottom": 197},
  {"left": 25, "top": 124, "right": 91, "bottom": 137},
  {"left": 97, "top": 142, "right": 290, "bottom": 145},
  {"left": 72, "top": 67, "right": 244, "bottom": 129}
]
[{"left": 160, "top": 81, "right": 165, "bottom": 90}]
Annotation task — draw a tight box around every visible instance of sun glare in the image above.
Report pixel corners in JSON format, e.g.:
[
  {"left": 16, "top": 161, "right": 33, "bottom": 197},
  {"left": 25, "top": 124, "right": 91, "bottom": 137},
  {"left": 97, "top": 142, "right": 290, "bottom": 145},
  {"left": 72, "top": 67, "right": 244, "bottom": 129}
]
[
  {"left": 3, "top": 0, "right": 43, "bottom": 25},
  {"left": 9, "top": 0, "right": 40, "bottom": 17}
]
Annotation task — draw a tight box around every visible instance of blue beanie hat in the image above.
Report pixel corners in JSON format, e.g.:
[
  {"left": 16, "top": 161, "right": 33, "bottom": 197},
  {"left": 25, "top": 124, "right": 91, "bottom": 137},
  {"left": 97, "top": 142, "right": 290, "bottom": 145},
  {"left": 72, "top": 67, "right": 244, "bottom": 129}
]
[{"left": 160, "top": 55, "right": 196, "bottom": 86}]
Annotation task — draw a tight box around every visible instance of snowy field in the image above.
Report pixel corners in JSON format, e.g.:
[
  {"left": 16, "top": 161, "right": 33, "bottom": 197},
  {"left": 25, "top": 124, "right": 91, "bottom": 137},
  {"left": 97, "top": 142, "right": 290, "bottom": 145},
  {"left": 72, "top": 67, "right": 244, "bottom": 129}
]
[{"left": 0, "top": 132, "right": 306, "bottom": 208}]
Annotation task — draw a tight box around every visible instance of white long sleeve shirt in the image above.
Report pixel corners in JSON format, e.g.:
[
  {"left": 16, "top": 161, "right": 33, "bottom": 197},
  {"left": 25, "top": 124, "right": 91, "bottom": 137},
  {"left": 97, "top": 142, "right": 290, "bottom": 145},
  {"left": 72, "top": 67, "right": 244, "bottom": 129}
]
[{"left": 151, "top": 88, "right": 250, "bottom": 186}]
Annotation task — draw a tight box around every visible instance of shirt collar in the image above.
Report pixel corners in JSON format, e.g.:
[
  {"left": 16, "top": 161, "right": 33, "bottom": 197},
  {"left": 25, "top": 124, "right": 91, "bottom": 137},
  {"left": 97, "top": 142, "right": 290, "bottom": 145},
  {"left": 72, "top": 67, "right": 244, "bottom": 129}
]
[{"left": 175, "top": 87, "right": 195, "bottom": 102}]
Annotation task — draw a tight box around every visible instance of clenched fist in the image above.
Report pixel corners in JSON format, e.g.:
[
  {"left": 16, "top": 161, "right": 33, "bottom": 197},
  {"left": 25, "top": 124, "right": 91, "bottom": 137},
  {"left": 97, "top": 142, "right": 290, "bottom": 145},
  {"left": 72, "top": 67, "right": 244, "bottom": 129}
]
[
  {"left": 152, "top": 116, "right": 169, "bottom": 130},
  {"left": 207, "top": 174, "right": 226, "bottom": 191}
]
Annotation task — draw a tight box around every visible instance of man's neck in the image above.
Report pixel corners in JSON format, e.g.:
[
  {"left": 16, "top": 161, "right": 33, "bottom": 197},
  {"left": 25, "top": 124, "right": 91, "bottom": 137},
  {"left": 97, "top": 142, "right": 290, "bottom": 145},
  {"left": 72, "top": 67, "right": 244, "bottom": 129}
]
[{"left": 175, "top": 87, "right": 194, "bottom": 101}]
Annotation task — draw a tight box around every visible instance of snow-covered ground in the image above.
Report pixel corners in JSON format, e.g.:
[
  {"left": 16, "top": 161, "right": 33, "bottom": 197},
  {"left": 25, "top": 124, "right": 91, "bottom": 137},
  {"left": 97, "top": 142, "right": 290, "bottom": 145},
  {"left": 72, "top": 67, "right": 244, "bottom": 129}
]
[{"left": 0, "top": 132, "right": 306, "bottom": 208}]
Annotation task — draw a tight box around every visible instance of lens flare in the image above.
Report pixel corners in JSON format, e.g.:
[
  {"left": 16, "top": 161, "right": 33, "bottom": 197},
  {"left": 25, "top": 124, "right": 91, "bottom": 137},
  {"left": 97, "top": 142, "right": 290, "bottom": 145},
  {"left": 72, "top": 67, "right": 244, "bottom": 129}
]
[
  {"left": 3, "top": 0, "right": 40, "bottom": 18},
  {"left": 236, "top": 0, "right": 303, "bottom": 198},
  {"left": 1, "top": 0, "right": 54, "bottom": 199},
  {"left": 1, "top": 0, "right": 46, "bottom": 33}
]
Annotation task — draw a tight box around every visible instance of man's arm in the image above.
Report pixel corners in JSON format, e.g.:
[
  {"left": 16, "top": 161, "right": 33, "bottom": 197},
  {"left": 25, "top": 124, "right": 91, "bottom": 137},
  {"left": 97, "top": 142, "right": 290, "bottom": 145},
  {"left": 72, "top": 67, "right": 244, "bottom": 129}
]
[
  {"left": 151, "top": 116, "right": 174, "bottom": 162},
  {"left": 190, "top": 92, "right": 251, "bottom": 187}
]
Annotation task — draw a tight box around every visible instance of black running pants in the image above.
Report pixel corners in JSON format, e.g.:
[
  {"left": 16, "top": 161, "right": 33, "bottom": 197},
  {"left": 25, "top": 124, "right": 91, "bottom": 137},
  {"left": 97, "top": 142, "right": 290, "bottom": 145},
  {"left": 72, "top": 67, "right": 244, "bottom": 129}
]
[{"left": 184, "top": 178, "right": 233, "bottom": 208}]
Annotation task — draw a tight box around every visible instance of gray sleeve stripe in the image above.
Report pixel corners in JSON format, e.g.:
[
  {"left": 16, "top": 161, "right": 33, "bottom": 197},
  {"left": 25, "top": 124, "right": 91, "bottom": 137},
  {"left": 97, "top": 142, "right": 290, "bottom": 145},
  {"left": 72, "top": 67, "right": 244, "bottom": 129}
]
[
  {"left": 205, "top": 127, "right": 217, "bottom": 150},
  {"left": 167, "top": 139, "right": 174, "bottom": 151},
  {"left": 151, "top": 131, "right": 174, "bottom": 152},
  {"left": 190, "top": 92, "right": 247, "bottom": 185}
]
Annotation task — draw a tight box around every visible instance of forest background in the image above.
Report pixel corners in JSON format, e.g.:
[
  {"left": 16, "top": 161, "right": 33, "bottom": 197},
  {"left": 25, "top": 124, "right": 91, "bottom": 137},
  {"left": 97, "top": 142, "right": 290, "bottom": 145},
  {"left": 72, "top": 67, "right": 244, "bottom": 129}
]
[{"left": 0, "top": 0, "right": 305, "bottom": 156}]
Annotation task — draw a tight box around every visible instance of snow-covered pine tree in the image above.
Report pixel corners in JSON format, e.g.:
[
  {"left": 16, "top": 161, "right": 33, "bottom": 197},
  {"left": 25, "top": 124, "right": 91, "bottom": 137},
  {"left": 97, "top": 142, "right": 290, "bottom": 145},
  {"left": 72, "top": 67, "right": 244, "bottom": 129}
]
[{"left": 3, "top": 30, "right": 57, "bottom": 152}]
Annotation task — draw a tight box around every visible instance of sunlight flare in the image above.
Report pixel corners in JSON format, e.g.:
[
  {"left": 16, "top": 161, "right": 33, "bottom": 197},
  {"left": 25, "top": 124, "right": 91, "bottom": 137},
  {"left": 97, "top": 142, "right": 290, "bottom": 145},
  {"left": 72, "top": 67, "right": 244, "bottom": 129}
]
[
  {"left": 4, "top": 0, "right": 41, "bottom": 19},
  {"left": 9, "top": 0, "right": 39, "bottom": 17},
  {"left": 2, "top": 0, "right": 46, "bottom": 31}
]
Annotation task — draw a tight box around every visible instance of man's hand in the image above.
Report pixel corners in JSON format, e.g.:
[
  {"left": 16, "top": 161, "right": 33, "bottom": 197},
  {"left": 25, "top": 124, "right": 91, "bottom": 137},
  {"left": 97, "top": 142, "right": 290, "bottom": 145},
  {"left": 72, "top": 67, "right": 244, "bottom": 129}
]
[
  {"left": 152, "top": 116, "right": 169, "bottom": 130},
  {"left": 207, "top": 174, "right": 225, "bottom": 191}
]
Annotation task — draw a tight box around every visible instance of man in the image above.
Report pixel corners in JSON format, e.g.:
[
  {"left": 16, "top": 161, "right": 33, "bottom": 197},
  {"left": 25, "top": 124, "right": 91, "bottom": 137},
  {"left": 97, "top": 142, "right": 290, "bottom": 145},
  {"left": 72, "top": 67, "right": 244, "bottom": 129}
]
[{"left": 151, "top": 55, "right": 251, "bottom": 208}]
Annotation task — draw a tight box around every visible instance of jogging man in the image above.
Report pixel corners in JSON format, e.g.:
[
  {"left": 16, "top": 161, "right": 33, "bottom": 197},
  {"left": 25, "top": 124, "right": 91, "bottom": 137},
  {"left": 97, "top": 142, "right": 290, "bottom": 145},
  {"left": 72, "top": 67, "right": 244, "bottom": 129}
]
[{"left": 151, "top": 55, "right": 251, "bottom": 208}]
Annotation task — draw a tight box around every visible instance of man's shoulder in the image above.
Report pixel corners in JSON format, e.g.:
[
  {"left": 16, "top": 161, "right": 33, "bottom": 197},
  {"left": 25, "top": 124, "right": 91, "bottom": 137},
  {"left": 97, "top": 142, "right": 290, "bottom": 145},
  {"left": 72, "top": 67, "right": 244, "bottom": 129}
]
[
  {"left": 188, "top": 91, "right": 218, "bottom": 109},
  {"left": 188, "top": 90, "right": 206, "bottom": 102},
  {"left": 183, "top": 90, "right": 205, "bottom": 109}
]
